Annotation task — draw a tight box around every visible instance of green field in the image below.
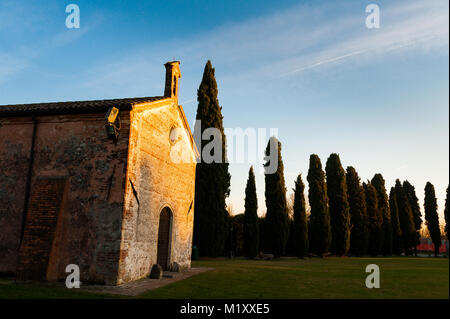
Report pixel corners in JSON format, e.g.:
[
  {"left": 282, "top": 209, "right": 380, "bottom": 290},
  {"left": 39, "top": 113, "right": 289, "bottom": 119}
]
[{"left": 1, "top": 257, "right": 448, "bottom": 299}]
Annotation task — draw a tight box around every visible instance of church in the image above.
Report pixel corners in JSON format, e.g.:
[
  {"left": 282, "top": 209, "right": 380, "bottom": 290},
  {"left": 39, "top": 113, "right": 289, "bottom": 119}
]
[{"left": 0, "top": 61, "right": 198, "bottom": 285}]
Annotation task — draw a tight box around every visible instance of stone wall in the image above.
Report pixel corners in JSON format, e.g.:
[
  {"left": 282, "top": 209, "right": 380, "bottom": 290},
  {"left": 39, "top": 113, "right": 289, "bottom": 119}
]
[
  {"left": 0, "top": 117, "right": 34, "bottom": 274},
  {"left": 0, "top": 113, "right": 130, "bottom": 284},
  {"left": 0, "top": 101, "right": 196, "bottom": 285},
  {"left": 117, "top": 101, "right": 196, "bottom": 284},
  {"left": 17, "top": 177, "right": 67, "bottom": 280}
]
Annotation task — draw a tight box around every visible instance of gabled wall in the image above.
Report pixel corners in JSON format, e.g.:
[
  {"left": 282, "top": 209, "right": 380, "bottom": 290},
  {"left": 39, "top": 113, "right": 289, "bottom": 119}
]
[{"left": 117, "top": 100, "right": 196, "bottom": 284}]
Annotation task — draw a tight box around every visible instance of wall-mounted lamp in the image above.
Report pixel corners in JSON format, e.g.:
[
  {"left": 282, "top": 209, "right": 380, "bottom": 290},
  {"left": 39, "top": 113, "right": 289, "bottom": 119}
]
[{"left": 105, "top": 107, "right": 120, "bottom": 141}]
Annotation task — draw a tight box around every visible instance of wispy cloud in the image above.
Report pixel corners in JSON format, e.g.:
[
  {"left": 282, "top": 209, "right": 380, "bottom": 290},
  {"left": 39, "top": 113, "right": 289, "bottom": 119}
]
[
  {"left": 79, "top": 0, "right": 448, "bottom": 97},
  {"left": 226, "top": 0, "right": 449, "bottom": 80},
  {"left": 2, "top": 0, "right": 447, "bottom": 95},
  {"left": 0, "top": 2, "right": 94, "bottom": 85}
]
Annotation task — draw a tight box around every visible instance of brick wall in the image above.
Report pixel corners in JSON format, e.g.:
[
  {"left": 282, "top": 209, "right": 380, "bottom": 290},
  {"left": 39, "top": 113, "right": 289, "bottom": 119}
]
[
  {"left": 17, "top": 178, "right": 67, "bottom": 280},
  {"left": 0, "top": 117, "right": 33, "bottom": 274},
  {"left": 0, "top": 113, "right": 130, "bottom": 284},
  {"left": 1, "top": 104, "right": 196, "bottom": 285}
]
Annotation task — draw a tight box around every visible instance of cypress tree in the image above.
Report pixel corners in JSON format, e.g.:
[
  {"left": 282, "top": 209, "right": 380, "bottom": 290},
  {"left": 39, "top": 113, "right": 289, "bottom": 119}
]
[
  {"left": 389, "top": 187, "right": 403, "bottom": 255},
  {"left": 244, "top": 166, "right": 259, "bottom": 258},
  {"left": 445, "top": 185, "right": 449, "bottom": 240},
  {"left": 291, "top": 174, "right": 308, "bottom": 258},
  {"left": 325, "top": 154, "right": 350, "bottom": 256},
  {"left": 193, "top": 61, "right": 231, "bottom": 257},
  {"left": 403, "top": 181, "right": 422, "bottom": 256},
  {"left": 263, "top": 137, "right": 289, "bottom": 257},
  {"left": 424, "top": 182, "right": 441, "bottom": 257},
  {"left": 230, "top": 214, "right": 245, "bottom": 256},
  {"left": 371, "top": 174, "right": 391, "bottom": 256},
  {"left": 307, "top": 154, "right": 331, "bottom": 256},
  {"left": 394, "top": 180, "right": 416, "bottom": 255},
  {"left": 363, "top": 182, "right": 383, "bottom": 256},
  {"left": 346, "top": 167, "right": 369, "bottom": 256},
  {"left": 286, "top": 218, "right": 294, "bottom": 256}
]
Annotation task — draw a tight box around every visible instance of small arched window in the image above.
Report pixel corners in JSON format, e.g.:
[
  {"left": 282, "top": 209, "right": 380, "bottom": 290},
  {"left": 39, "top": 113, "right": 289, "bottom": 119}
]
[{"left": 169, "top": 126, "right": 179, "bottom": 145}]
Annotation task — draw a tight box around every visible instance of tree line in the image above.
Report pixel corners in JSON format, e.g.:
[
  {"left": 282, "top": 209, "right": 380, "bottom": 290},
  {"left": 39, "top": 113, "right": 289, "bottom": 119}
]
[
  {"left": 192, "top": 61, "right": 449, "bottom": 258},
  {"left": 244, "top": 149, "right": 448, "bottom": 258}
]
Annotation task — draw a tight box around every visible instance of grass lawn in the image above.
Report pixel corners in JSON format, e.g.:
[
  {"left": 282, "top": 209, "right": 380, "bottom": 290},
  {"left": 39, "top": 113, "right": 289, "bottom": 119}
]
[
  {"left": 0, "top": 278, "right": 118, "bottom": 299},
  {"left": 1, "top": 257, "right": 448, "bottom": 299}
]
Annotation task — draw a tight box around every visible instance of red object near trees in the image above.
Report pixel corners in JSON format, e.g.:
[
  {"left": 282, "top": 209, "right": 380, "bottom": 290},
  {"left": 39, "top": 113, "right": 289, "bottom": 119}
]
[{"left": 416, "top": 237, "right": 448, "bottom": 254}]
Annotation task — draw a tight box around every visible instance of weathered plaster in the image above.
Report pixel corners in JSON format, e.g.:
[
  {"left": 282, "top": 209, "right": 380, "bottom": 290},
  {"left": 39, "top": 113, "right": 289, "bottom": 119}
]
[{"left": 117, "top": 101, "right": 196, "bottom": 284}]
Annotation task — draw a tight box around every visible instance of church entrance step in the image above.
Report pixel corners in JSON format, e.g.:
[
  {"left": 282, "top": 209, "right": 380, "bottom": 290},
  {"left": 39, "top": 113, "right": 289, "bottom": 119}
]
[{"left": 162, "top": 271, "right": 182, "bottom": 279}]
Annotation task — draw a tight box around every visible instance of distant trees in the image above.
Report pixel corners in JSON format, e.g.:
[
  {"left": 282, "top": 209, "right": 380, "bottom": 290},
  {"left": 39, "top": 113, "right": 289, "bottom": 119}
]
[
  {"left": 290, "top": 174, "right": 308, "bottom": 258},
  {"left": 424, "top": 182, "right": 441, "bottom": 257},
  {"left": 263, "top": 137, "right": 289, "bottom": 257},
  {"left": 230, "top": 159, "right": 446, "bottom": 259},
  {"left": 389, "top": 187, "right": 403, "bottom": 255},
  {"left": 307, "top": 154, "right": 331, "bottom": 256},
  {"left": 258, "top": 216, "right": 266, "bottom": 254},
  {"left": 371, "top": 174, "right": 391, "bottom": 256},
  {"left": 239, "top": 161, "right": 446, "bottom": 259},
  {"left": 346, "top": 167, "right": 369, "bottom": 256},
  {"left": 403, "top": 181, "right": 422, "bottom": 256},
  {"left": 193, "top": 60, "right": 231, "bottom": 257},
  {"left": 325, "top": 154, "right": 351, "bottom": 256},
  {"left": 394, "top": 180, "right": 416, "bottom": 255},
  {"left": 445, "top": 185, "right": 449, "bottom": 240},
  {"left": 363, "top": 182, "right": 383, "bottom": 256},
  {"left": 244, "top": 167, "right": 259, "bottom": 258},
  {"left": 225, "top": 213, "right": 244, "bottom": 257}
]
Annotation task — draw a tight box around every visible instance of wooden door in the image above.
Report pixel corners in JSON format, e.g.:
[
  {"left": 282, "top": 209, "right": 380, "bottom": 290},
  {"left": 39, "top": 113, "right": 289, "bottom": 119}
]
[{"left": 157, "top": 207, "right": 172, "bottom": 270}]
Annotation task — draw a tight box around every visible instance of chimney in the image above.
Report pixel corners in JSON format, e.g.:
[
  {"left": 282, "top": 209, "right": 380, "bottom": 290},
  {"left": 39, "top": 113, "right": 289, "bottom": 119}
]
[{"left": 164, "top": 61, "right": 181, "bottom": 100}]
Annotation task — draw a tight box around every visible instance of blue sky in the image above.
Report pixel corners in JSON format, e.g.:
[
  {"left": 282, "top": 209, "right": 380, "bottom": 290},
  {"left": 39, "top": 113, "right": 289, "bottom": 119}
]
[{"left": 1, "top": 0, "right": 448, "bottom": 220}]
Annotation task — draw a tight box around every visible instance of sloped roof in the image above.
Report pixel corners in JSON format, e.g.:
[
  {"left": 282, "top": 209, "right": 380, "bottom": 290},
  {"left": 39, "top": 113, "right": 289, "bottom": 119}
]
[
  {"left": 177, "top": 104, "right": 200, "bottom": 159},
  {"left": 0, "top": 96, "right": 166, "bottom": 116},
  {"left": 0, "top": 95, "right": 200, "bottom": 159}
]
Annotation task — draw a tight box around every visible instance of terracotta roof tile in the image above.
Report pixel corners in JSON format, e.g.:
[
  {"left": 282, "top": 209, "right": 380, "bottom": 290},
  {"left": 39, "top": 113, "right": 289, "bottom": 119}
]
[{"left": 0, "top": 96, "right": 166, "bottom": 116}]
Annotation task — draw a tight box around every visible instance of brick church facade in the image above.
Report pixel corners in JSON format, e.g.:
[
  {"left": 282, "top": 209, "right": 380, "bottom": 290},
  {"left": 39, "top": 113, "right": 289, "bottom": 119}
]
[{"left": 0, "top": 61, "right": 197, "bottom": 285}]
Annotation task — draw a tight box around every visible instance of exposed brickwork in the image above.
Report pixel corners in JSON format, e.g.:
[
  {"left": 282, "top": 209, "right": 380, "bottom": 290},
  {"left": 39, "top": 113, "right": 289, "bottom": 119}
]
[
  {"left": 0, "top": 117, "right": 33, "bottom": 274},
  {"left": 29, "top": 114, "right": 131, "bottom": 285},
  {"left": 17, "top": 178, "right": 67, "bottom": 280},
  {"left": 0, "top": 113, "right": 130, "bottom": 284}
]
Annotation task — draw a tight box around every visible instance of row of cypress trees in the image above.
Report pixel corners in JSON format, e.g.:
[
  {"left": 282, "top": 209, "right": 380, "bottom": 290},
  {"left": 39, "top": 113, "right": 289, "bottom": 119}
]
[
  {"left": 243, "top": 150, "right": 447, "bottom": 258},
  {"left": 192, "top": 60, "right": 448, "bottom": 258}
]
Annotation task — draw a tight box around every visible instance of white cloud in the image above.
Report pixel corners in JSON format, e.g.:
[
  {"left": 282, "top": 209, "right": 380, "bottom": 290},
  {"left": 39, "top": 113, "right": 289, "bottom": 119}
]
[
  {"left": 80, "top": 0, "right": 448, "bottom": 95},
  {"left": 0, "top": 2, "right": 93, "bottom": 85},
  {"left": 1, "top": 0, "right": 447, "bottom": 87}
]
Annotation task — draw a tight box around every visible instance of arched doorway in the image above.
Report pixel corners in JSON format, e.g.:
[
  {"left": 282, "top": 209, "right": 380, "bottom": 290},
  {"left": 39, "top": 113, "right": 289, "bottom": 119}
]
[{"left": 157, "top": 207, "right": 172, "bottom": 270}]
